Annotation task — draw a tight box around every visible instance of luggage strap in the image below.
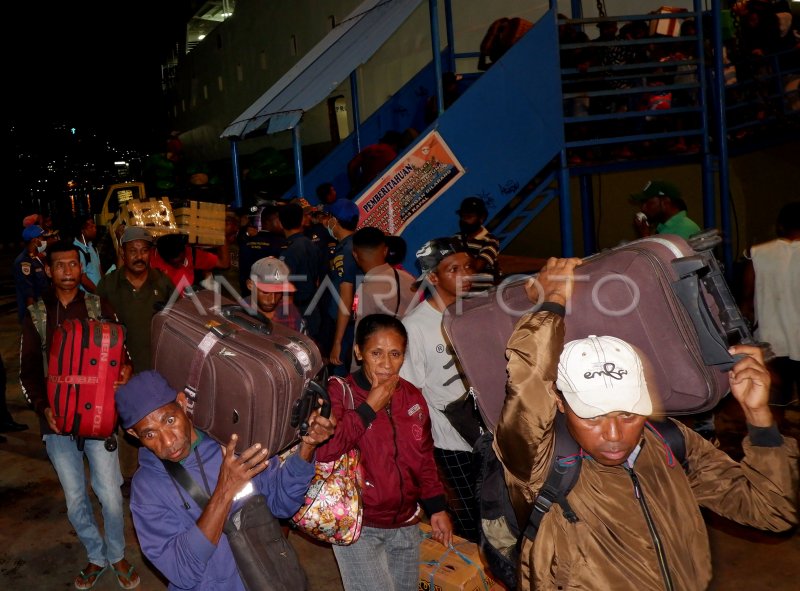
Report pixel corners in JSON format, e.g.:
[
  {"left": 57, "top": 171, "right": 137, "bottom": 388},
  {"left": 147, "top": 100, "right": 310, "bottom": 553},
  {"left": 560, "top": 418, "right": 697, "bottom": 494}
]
[
  {"left": 184, "top": 331, "right": 220, "bottom": 417},
  {"left": 523, "top": 412, "right": 581, "bottom": 541},
  {"left": 29, "top": 293, "right": 103, "bottom": 346}
]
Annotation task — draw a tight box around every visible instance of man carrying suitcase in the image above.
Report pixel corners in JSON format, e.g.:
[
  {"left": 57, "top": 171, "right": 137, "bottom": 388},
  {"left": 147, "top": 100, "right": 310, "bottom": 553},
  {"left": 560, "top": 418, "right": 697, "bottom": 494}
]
[
  {"left": 116, "top": 370, "right": 336, "bottom": 591},
  {"left": 19, "top": 241, "right": 140, "bottom": 590},
  {"left": 495, "top": 257, "right": 798, "bottom": 591}
]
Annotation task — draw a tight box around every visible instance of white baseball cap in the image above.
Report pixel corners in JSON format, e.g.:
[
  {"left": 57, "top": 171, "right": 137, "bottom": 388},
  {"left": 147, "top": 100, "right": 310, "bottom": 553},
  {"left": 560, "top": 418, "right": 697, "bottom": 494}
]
[{"left": 556, "top": 335, "right": 653, "bottom": 419}]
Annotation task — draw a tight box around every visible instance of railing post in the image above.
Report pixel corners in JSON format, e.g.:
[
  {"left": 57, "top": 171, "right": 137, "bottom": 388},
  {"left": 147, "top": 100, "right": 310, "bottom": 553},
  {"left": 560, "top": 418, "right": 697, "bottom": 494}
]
[
  {"left": 349, "top": 72, "right": 362, "bottom": 154},
  {"left": 711, "top": 0, "right": 733, "bottom": 278},
  {"left": 429, "top": 0, "right": 444, "bottom": 117},
  {"left": 559, "top": 150, "right": 574, "bottom": 257},
  {"left": 444, "top": 0, "right": 456, "bottom": 73},
  {"left": 579, "top": 174, "right": 595, "bottom": 255},
  {"left": 230, "top": 139, "right": 242, "bottom": 209},
  {"left": 292, "top": 123, "right": 305, "bottom": 199},
  {"left": 697, "top": 0, "right": 716, "bottom": 231}
]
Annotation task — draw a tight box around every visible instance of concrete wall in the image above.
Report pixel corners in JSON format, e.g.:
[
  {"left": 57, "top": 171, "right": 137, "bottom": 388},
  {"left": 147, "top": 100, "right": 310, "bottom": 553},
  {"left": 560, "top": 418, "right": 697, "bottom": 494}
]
[{"left": 505, "top": 142, "right": 800, "bottom": 265}]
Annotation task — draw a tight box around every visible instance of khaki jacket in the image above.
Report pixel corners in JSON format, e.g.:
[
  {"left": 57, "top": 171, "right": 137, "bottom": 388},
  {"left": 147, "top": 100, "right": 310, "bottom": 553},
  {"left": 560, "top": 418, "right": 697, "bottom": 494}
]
[{"left": 494, "top": 310, "right": 798, "bottom": 591}]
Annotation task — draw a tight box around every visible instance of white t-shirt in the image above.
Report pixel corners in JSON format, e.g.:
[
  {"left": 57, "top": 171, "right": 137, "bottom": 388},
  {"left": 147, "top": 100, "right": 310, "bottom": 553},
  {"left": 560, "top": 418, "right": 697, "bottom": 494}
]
[
  {"left": 752, "top": 238, "right": 800, "bottom": 360},
  {"left": 400, "top": 300, "right": 472, "bottom": 452}
]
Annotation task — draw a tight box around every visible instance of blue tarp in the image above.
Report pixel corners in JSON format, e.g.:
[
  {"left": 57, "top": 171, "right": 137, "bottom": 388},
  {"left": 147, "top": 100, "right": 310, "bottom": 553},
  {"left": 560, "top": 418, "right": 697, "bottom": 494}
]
[{"left": 220, "top": 0, "right": 424, "bottom": 139}]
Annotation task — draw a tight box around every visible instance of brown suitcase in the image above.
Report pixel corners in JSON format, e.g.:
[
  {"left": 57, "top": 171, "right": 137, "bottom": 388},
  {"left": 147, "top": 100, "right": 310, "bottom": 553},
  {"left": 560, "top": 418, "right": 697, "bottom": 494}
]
[
  {"left": 443, "top": 234, "right": 754, "bottom": 431},
  {"left": 151, "top": 290, "right": 325, "bottom": 454}
]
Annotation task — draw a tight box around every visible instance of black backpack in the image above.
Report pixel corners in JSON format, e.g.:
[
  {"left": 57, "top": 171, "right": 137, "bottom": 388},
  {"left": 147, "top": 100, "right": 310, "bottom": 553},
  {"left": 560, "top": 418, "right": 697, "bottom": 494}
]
[{"left": 473, "top": 415, "right": 687, "bottom": 590}]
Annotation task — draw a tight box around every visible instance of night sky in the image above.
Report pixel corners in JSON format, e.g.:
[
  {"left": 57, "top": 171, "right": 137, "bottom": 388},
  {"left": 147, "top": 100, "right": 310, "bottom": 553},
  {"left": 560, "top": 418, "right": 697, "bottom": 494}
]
[{"left": 9, "top": 1, "right": 191, "bottom": 149}]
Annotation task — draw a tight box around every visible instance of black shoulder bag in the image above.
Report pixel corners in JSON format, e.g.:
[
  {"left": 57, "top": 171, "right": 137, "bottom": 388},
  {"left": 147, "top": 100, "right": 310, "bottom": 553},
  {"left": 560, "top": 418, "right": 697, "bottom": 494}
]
[
  {"left": 163, "top": 455, "right": 308, "bottom": 591},
  {"left": 443, "top": 386, "right": 485, "bottom": 447}
]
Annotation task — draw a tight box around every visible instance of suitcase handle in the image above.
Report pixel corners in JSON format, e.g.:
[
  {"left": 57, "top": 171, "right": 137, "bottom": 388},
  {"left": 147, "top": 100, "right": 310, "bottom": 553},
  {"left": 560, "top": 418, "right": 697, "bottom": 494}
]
[
  {"left": 671, "top": 255, "right": 753, "bottom": 370},
  {"left": 220, "top": 305, "right": 273, "bottom": 335},
  {"left": 291, "top": 381, "right": 331, "bottom": 437}
]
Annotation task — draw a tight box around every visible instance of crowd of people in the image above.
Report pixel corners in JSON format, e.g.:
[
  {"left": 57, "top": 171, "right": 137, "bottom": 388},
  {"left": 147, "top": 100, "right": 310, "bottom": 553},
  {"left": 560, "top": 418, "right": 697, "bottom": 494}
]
[
  {"left": 559, "top": 2, "right": 800, "bottom": 163},
  {"left": 8, "top": 176, "right": 799, "bottom": 590}
]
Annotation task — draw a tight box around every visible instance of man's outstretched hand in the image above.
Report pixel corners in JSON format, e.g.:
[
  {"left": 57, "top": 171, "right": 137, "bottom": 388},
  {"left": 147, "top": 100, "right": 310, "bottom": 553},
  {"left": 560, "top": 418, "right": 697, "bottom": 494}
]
[{"left": 525, "top": 257, "right": 583, "bottom": 307}]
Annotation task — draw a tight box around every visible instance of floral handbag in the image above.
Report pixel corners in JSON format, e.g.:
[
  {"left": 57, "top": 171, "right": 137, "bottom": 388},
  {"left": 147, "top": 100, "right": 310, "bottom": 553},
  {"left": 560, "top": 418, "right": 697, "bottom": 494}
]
[{"left": 291, "top": 377, "right": 363, "bottom": 545}]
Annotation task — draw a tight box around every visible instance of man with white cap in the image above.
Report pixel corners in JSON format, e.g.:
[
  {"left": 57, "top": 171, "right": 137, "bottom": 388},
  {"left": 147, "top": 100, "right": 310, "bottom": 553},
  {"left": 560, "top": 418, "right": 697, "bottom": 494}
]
[
  {"left": 495, "top": 257, "right": 798, "bottom": 591},
  {"left": 246, "top": 256, "right": 303, "bottom": 332}
]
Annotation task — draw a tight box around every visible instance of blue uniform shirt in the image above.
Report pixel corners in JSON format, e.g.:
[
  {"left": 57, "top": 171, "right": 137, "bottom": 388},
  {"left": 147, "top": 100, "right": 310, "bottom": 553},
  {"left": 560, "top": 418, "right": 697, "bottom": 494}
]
[{"left": 13, "top": 250, "right": 49, "bottom": 323}]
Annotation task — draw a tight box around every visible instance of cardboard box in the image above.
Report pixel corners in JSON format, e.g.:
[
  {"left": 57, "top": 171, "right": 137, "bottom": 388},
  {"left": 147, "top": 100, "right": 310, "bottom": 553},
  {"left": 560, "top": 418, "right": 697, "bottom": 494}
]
[
  {"left": 418, "top": 524, "right": 503, "bottom": 591},
  {"left": 173, "top": 200, "right": 226, "bottom": 245},
  {"left": 649, "top": 7, "right": 688, "bottom": 37}
]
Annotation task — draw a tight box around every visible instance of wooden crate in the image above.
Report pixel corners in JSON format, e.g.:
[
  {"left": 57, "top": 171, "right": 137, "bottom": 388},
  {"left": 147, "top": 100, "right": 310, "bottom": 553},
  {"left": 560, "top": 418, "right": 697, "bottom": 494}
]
[{"left": 173, "top": 201, "right": 226, "bottom": 245}]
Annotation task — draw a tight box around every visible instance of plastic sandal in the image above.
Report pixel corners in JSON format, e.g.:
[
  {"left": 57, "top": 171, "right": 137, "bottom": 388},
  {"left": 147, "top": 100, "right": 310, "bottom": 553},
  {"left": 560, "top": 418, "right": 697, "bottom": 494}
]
[
  {"left": 113, "top": 562, "right": 141, "bottom": 590},
  {"left": 74, "top": 565, "right": 107, "bottom": 590}
]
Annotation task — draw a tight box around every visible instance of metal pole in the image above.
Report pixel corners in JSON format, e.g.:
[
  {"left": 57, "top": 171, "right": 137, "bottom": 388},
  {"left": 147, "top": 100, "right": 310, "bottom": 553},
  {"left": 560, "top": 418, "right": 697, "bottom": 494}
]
[
  {"left": 444, "top": 0, "right": 456, "bottom": 73},
  {"left": 696, "top": 0, "right": 715, "bottom": 229},
  {"left": 349, "top": 72, "right": 362, "bottom": 154},
  {"left": 559, "top": 150, "right": 574, "bottom": 257},
  {"left": 429, "top": 0, "right": 444, "bottom": 117},
  {"left": 711, "top": 0, "right": 733, "bottom": 277},
  {"left": 579, "top": 174, "right": 596, "bottom": 255},
  {"left": 292, "top": 123, "right": 305, "bottom": 199},
  {"left": 230, "top": 139, "right": 242, "bottom": 209},
  {"left": 569, "top": 0, "right": 583, "bottom": 19}
]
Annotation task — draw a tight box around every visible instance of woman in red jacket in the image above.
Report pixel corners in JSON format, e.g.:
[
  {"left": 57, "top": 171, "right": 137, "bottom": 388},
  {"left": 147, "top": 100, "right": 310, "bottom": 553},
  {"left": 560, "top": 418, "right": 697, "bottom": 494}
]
[{"left": 317, "top": 313, "right": 453, "bottom": 590}]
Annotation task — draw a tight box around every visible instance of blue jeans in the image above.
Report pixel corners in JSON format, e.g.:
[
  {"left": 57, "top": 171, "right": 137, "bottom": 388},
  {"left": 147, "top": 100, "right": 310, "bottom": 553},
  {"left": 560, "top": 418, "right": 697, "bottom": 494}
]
[
  {"left": 332, "top": 524, "right": 421, "bottom": 591},
  {"left": 44, "top": 435, "right": 125, "bottom": 567}
]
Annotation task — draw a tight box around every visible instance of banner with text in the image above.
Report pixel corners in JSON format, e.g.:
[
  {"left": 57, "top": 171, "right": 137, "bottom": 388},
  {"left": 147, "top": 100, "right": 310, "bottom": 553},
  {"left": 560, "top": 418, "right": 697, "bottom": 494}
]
[{"left": 355, "top": 130, "right": 464, "bottom": 234}]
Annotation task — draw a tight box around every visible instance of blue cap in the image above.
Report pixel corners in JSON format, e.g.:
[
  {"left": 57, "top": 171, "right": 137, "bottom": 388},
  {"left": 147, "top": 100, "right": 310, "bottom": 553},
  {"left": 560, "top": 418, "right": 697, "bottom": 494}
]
[
  {"left": 323, "top": 199, "right": 360, "bottom": 225},
  {"left": 115, "top": 371, "right": 178, "bottom": 429},
  {"left": 22, "top": 225, "right": 45, "bottom": 242}
]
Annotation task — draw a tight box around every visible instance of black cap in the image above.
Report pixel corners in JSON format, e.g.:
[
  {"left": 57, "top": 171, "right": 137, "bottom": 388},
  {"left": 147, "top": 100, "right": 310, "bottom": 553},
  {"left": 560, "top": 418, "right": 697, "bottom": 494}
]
[
  {"left": 414, "top": 237, "right": 467, "bottom": 285},
  {"left": 456, "top": 196, "right": 488, "bottom": 217}
]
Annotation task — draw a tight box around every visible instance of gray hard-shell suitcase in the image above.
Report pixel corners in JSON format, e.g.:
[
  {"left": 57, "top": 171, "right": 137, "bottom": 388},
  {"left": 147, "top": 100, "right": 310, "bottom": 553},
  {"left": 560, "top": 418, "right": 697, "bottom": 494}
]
[
  {"left": 442, "top": 234, "right": 754, "bottom": 431},
  {"left": 151, "top": 290, "right": 325, "bottom": 454}
]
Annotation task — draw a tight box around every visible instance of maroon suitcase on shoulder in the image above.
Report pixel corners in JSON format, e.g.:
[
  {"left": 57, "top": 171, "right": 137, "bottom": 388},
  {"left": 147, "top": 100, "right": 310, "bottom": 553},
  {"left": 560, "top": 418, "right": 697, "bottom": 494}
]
[
  {"left": 47, "top": 319, "right": 125, "bottom": 438},
  {"left": 443, "top": 234, "right": 754, "bottom": 431},
  {"left": 151, "top": 290, "right": 325, "bottom": 454}
]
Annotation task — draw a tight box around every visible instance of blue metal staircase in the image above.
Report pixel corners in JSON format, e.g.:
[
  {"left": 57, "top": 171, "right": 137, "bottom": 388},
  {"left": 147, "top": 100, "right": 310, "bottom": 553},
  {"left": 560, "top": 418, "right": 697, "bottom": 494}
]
[{"left": 277, "top": 1, "right": 798, "bottom": 274}]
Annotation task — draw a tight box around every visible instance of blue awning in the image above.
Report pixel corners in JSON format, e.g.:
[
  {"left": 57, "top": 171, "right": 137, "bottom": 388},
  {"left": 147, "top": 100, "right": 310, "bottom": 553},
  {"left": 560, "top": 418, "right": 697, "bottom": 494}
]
[{"left": 221, "top": 0, "right": 424, "bottom": 139}]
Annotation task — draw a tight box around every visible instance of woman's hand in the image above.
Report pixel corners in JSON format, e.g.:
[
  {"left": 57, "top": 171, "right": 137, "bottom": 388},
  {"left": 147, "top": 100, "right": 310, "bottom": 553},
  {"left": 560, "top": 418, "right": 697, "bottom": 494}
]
[
  {"left": 429, "top": 511, "right": 453, "bottom": 548},
  {"left": 366, "top": 374, "right": 399, "bottom": 413}
]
